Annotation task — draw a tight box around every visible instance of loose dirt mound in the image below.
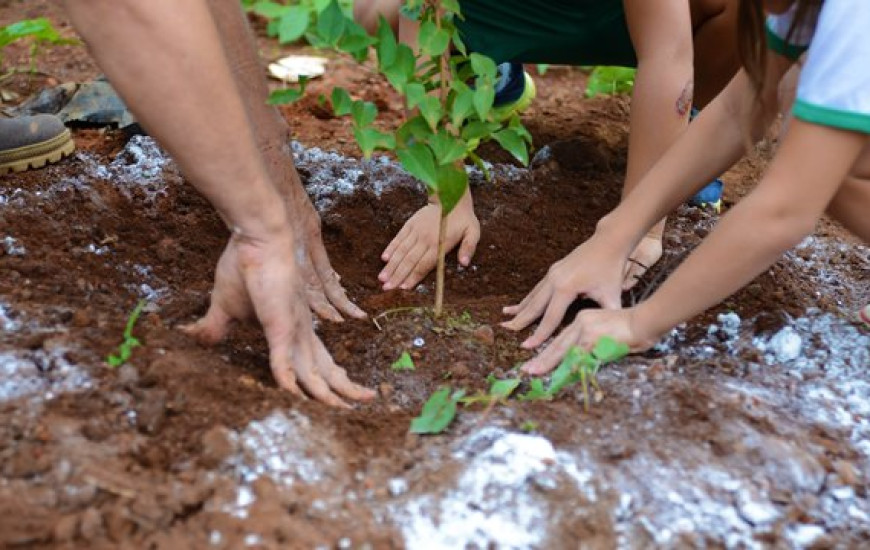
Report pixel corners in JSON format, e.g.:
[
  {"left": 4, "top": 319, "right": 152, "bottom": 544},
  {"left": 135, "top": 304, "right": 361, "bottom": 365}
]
[{"left": 1, "top": 3, "right": 868, "bottom": 549}]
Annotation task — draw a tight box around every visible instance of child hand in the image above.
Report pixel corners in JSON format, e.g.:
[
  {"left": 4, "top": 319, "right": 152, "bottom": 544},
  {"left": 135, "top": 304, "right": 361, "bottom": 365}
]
[
  {"left": 622, "top": 233, "right": 663, "bottom": 291},
  {"left": 501, "top": 237, "right": 625, "bottom": 348},
  {"left": 521, "top": 307, "right": 657, "bottom": 375},
  {"left": 379, "top": 191, "right": 480, "bottom": 290}
]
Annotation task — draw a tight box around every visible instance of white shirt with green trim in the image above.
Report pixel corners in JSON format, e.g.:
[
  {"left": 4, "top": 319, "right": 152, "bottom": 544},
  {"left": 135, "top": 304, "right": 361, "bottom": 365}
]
[{"left": 768, "top": 1, "right": 870, "bottom": 134}]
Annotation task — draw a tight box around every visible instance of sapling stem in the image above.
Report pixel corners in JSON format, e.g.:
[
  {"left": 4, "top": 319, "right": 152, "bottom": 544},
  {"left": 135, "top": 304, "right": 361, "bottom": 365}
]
[{"left": 434, "top": 209, "right": 448, "bottom": 317}]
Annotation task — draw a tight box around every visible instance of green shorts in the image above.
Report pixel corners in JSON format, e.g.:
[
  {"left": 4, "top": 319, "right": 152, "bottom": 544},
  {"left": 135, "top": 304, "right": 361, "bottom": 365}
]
[{"left": 454, "top": 0, "right": 636, "bottom": 67}]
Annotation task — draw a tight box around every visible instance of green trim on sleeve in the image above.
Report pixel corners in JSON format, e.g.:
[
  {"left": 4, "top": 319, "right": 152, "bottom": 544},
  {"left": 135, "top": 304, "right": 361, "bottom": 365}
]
[
  {"left": 793, "top": 100, "right": 870, "bottom": 134},
  {"left": 766, "top": 25, "right": 808, "bottom": 60}
]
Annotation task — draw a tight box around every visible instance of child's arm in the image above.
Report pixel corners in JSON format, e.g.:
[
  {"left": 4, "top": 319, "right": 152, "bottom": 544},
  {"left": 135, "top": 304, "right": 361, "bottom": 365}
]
[
  {"left": 505, "top": 54, "right": 793, "bottom": 350},
  {"left": 379, "top": 187, "right": 480, "bottom": 290},
  {"left": 522, "top": 120, "right": 867, "bottom": 373}
]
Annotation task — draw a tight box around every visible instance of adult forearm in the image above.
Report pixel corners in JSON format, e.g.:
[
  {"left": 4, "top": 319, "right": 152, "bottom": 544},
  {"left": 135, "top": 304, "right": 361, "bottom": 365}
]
[{"left": 64, "top": 0, "right": 287, "bottom": 235}]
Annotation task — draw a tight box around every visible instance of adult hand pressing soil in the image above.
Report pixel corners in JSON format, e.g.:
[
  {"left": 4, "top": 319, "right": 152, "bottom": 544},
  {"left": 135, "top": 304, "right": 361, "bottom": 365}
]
[
  {"left": 63, "top": 0, "right": 375, "bottom": 405},
  {"left": 207, "top": 0, "right": 368, "bottom": 323}
]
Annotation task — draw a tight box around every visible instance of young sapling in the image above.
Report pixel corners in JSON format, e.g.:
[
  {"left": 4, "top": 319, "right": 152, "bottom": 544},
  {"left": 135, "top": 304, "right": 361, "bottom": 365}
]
[
  {"left": 268, "top": 0, "right": 533, "bottom": 317},
  {"left": 106, "top": 300, "right": 147, "bottom": 368}
]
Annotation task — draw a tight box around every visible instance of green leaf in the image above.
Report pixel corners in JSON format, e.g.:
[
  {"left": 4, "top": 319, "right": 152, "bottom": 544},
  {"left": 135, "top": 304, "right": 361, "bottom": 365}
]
[
  {"left": 435, "top": 163, "right": 468, "bottom": 215},
  {"left": 405, "top": 82, "right": 427, "bottom": 110},
  {"left": 383, "top": 44, "right": 416, "bottom": 93},
  {"left": 441, "top": 0, "right": 462, "bottom": 16},
  {"left": 375, "top": 15, "right": 398, "bottom": 69},
  {"left": 418, "top": 20, "right": 450, "bottom": 57},
  {"left": 418, "top": 96, "right": 443, "bottom": 131},
  {"left": 396, "top": 115, "right": 434, "bottom": 147},
  {"left": 585, "top": 66, "right": 636, "bottom": 98},
  {"left": 518, "top": 379, "right": 551, "bottom": 401},
  {"left": 547, "top": 347, "right": 584, "bottom": 396},
  {"left": 469, "top": 52, "right": 497, "bottom": 81},
  {"left": 592, "top": 336, "right": 630, "bottom": 363},
  {"left": 391, "top": 351, "right": 416, "bottom": 371},
  {"left": 429, "top": 131, "right": 466, "bottom": 166},
  {"left": 461, "top": 121, "right": 500, "bottom": 142},
  {"left": 450, "top": 84, "right": 475, "bottom": 128},
  {"left": 249, "top": 1, "right": 285, "bottom": 19},
  {"left": 397, "top": 142, "right": 438, "bottom": 188},
  {"left": 268, "top": 76, "right": 309, "bottom": 105},
  {"left": 492, "top": 128, "right": 529, "bottom": 165},
  {"left": 472, "top": 83, "right": 495, "bottom": 121},
  {"left": 410, "top": 387, "right": 465, "bottom": 434},
  {"left": 489, "top": 378, "right": 521, "bottom": 399},
  {"left": 278, "top": 7, "right": 309, "bottom": 44},
  {"left": 353, "top": 127, "right": 395, "bottom": 158},
  {"left": 338, "top": 29, "right": 377, "bottom": 59},
  {"left": 315, "top": 0, "right": 347, "bottom": 45},
  {"left": 331, "top": 87, "right": 353, "bottom": 116},
  {"left": 351, "top": 100, "right": 378, "bottom": 128}
]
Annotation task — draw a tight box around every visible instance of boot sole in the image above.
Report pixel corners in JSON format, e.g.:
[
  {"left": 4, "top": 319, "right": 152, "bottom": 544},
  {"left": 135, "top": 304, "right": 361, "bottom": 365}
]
[{"left": 0, "top": 129, "right": 76, "bottom": 175}]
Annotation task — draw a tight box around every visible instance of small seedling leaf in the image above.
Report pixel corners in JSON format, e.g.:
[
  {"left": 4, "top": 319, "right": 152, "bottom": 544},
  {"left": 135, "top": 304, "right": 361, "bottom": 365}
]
[
  {"left": 585, "top": 66, "right": 636, "bottom": 98},
  {"left": 351, "top": 100, "right": 378, "bottom": 128},
  {"left": 353, "top": 127, "right": 395, "bottom": 158},
  {"left": 315, "top": 0, "right": 347, "bottom": 45},
  {"left": 410, "top": 387, "right": 464, "bottom": 434},
  {"left": 331, "top": 87, "right": 353, "bottom": 116},
  {"left": 518, "top": 378, "right": 551, "bottom": 401},
  {"left": 391, "top": 351, "right": 416, "bottom": 371},
  {"left": 592, "top": 336, "right": 630, "bottom": 364},
  {"left": 489, "top": 377, "right": 521, "bottom": 399},
  {"left": 547, "top": 347, "right": 584, "bottom": 396}
]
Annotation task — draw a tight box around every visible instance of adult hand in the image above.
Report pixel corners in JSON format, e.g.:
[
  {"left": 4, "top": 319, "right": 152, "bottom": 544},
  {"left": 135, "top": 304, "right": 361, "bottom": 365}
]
[
  {"left": 379, "top": 191, "right": 480, "bottom": 290},
  {"left": 501, "top": 237, "right": 626, "bottom": 349},
  {"left": 521, "top": 307, "right": 657, "bottom": 375},
  {"left": 182, "top": 230, "right": 376, "bottom": 408},
  {"left": 289, "top": 189, "right": 368, "bottom": 322}
]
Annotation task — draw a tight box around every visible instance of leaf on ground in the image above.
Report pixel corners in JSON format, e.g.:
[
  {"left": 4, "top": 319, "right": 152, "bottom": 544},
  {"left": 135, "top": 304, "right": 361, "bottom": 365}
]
[
  {"left": 391, "top": 351, "right": 415, "bottom": 371},
  {"left": 410, "top": 387, "right": 465, "bottom": 434},
  {"left": 518, "top": 378, "right": 551, "bottom": 401}
]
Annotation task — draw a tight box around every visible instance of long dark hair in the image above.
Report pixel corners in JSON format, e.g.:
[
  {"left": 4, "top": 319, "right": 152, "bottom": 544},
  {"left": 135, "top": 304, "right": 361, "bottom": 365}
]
[{"left": 737, "top": 0, "right": 822, "bottom": 100}]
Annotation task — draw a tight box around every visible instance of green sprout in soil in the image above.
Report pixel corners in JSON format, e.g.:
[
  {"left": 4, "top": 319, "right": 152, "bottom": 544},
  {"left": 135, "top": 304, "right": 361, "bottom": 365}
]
[
  {"left": 530, "top": 336, "right": 629, "bottom": 410},
  {"left": 391, "top": 350, "right": 416, "bottom": 371},
  {"left": 106, "top": 300, "right": 147, "bottom": 368},
  {"left": 0, "top": 18, "right": 77, "bottom": 77},
  {"left": 410, "top": 386, "right": 465, "bottom": 434},
  {"left": 266, "top": 0, "right": 532, "bottom": 317},
  {"left": 410, "top": 336, "right": 629, "bottom": 433},
  {"left": 520, "top": 420, "right": 539, "bottom": 433}
]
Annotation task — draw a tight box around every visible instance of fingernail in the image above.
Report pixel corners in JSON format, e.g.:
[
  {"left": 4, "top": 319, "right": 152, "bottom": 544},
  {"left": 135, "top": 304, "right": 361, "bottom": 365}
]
[{"left": 460, "top": 256, "right": 469, "bottom": 265}]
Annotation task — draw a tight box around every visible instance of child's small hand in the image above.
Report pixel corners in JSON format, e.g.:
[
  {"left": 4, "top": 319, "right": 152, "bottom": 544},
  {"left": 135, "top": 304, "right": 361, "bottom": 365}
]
[
  {"left": 521, "top": 308, "right": 657, "bottom": 375},
  {"left": 501, "top": 238, "right": 625, "bottom": 348},
  {"left": 622, "top": 234, "right": 663, "bottom": 291},
  {"left": 379, "top": 191, "right": 480, "bottom": 291}
]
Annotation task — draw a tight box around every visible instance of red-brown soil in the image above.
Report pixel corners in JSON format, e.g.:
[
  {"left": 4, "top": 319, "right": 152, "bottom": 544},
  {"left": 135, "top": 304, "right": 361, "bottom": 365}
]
[{"left": 1, "top": 3, "right": 868, "bottom": 549}]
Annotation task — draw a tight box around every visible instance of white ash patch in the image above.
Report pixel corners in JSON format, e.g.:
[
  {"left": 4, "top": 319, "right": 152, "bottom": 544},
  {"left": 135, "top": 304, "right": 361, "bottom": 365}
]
[
  {"left": 0, "top": 302, "right": 21, "bottom": 332},
  {"left": 118, "top": 262, "right": 170, "bottom": 308},
  {"left": 785, "top": 236, "right": 870, "bottom": 308},
  {"left": 291, "top": 140, "right": 530, "bottom": 213},
  {"left": 0, "top": 346, "right": 92, "bottom": 403},
  {"left": 291, "top": 141, "right": 420, "bottom": 212},
  {"left": 2, "top": 236, "right": 26, "bottom": 256},
  {"left": 221, "top": 410, "right": 344, "bottom": 518},
  {"left": 394, "top": 427, "right": 596, "bottom": 549}
]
